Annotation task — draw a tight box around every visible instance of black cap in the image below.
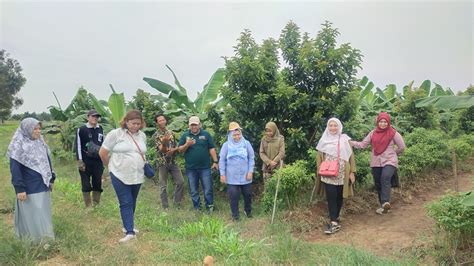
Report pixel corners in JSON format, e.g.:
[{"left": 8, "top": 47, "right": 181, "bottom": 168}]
[{"left": 87, "top": 109, "right": 101, "bottom": 117}]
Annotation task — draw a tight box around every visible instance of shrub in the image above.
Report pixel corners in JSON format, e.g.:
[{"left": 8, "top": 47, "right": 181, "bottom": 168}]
[
  {"left": 400, "top": 128, "right": 450, "bottom": 180},
  {"left": 427, "top": 191, "right": 474, "bottom": 264},
  {"left": 427, "top": 192, "right": 474, "bottom": 235},
  {"left": 261, "top": 160, "right": 312, "bottom": 211}
]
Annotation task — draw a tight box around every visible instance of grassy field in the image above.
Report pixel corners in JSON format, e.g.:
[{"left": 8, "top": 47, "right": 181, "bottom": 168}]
[{"left": 0, "top": 121, "right": 415, "bottom": 265}]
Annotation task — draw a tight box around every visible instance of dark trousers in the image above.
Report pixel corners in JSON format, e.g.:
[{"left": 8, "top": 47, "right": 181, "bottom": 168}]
[
  {"left": 158, "top": 164, "right": 184, "bottom": 208},
  {"left": 372, "top": 165, "right": 396, "bottom": 205},
  {"left": 110, "top": 173, "right": 141, "bottom": 235},
  {"left": 227, "top": 184, "right": 252, "bottom": 219},
  {"left": 324, "top": 183, "right": 343, "bottom": 222},
  {"left": 79, "top": 159, "right": 104, "bottom": 192}
]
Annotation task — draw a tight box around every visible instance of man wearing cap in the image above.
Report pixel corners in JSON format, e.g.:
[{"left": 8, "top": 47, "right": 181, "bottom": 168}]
[
  {"left": 152, "top": 114, "right": 184, "bottom": 210},
  {"left": 178, "top": 116, "right": 218, "bottom": 212},
  {"left": 74, "top": 109, "right": 105, "bottom": 207}
]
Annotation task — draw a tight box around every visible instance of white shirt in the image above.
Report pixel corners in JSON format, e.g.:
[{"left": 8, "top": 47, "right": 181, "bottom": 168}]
[{"left": 102, "top": 128, "right": 147, "bottom": 185}]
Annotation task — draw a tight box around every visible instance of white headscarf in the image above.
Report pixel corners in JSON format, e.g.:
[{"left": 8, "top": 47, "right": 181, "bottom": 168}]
[
  {"left": 316, "top": 117, "right": 353, "bottom": 162},
  {"left": 7, "top": 118, "right": 53, "bottom": 187}
]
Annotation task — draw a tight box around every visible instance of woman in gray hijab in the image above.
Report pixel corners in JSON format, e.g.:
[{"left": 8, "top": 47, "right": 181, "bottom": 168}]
[{"left": 7, "top": 118, "right": 56, "bottom": 243}]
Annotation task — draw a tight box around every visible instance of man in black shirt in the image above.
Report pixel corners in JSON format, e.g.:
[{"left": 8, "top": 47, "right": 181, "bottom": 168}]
[{"left": 74, "top": 109, "right": 104, "bottom": 207}]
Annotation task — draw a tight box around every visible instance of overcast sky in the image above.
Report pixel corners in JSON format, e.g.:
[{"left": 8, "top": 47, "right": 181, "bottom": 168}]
[{"left": 1, "top": 1, "right": 473, "bottom": 113}]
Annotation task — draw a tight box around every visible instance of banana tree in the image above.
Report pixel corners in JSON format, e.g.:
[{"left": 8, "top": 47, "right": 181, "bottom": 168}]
[
  {"left": 143, "top": 65, "right": 225, "bottom": 119},
  {"left": 46, "top": 86, "right": 126, "bottom": 151}
]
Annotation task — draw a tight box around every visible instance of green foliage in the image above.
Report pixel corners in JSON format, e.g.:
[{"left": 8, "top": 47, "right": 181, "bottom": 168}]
[
  {"left": 395, "top": 87, "right": 440, "bottom": 133},
  {"left": 427, "top": 192, "right": 474, "bottom": 234},
  {"left": 353, "top": 150, "right": 373, "bottom": 185},
  {"left": 129, "top": 89, "right": 164, "bottom": 127},
  {"left": 400, "top": 128, "right": 449, "bottom": 179},
  {"left": 10, "top": 111, "right": 52, "bottom": 121},
  {"left": 0, "top": 50, "right": 26, "bottom": 122},
  {"left": 176, "top": 216, "right": 260, "bottom": 261},
  {"left": 427, "top": 191, "right": 474, "bottom": 264},
  {"left": 458, "top": 106, "right": 474, "bottom": 134},
  {"left": 261, "top": 160, "right": 312, "bottom": 211},
  {"left": 223, "top": 21, "right": 362, "bottom": 163},
  {"left": 449, "top": 135, "right": 474, "bottom": 160}
]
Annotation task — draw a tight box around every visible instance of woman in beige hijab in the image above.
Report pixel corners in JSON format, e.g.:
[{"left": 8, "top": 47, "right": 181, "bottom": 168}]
[{"left": 259, "top": 122, "right": 285, "bottom": 180}]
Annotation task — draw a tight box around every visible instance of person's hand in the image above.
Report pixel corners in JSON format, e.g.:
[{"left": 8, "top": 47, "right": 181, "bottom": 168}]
[
  {"left": 77, "top": 160, "right": 86, "bottom": 172},
  {"left": 186, "top": 137, "right": 196, "bottom": 147},
  {"left": 349, "top": 141, "right": 354, "bottom": 147},
  {"left": 220, "top": 175, "right": 226, "bottom": 183},
  {"left": 211, "top": 162, "right": 218, "bottom": 170},
  {"left": 246, "top": 172, "right": 253, "bottom": 181},
  {"left": 162, "top": 133, "right": 171, "bottom": 142},
  {"left": 49, "top": 183, "right": 54, "bottom": 192},
  {"left": 17, "top": 192, "right": 27, "bottom": 201},
  {"left": 349, "top": 172, "right": 356, "bottom": 184},
  {"left": 270, "top": 161, "right": 278, "bottom": 168},
  {"left": 166, "top": 147, "right": 176, "bottom": 157}
]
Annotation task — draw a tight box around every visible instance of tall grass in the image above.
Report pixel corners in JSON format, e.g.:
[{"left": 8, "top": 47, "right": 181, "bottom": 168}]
[{"left": 0, "top": 122, "right": 411, "bottom": 265}]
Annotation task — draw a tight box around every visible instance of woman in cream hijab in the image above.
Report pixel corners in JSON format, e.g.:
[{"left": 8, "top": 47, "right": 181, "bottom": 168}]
[
  {"left": 259, "top": 122, "right": 285, "bottom": 181},
  {"left": 315, "top": 118, "right": 355, "bottom": 235}
]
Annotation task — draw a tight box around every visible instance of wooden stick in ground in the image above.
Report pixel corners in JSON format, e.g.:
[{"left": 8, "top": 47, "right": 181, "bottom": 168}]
[
  {"left": 452, "top": 148, "right": 458, "bottom": 192},
  {"left": 310, "top": 179, "right": 317, "bottom": 203},
  {"left": 271, "top": 173, "right": 281, "bottom": 224},
  {"left": 271, "top": 160, "right": 284, "bottom": 224}
]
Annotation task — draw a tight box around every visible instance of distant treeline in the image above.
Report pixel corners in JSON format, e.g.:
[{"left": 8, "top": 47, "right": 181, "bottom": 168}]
[{"left": 10, "top": 112, "right": 52, "bottom": 121}]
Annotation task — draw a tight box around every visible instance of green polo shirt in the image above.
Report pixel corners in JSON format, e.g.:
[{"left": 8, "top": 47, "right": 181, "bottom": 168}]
[{"left": 178, "top": 129, "right": 216, "bottom": 170}]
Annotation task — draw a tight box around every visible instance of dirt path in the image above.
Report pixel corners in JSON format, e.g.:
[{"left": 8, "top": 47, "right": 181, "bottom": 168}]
[{"left": 303, "top": 171, "right": 473, "bottom": 258}]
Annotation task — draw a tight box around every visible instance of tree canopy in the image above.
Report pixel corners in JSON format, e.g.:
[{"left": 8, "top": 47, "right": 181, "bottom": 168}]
[
  {"left": 0, "top": 50, "right": 26, "bottom": 122},
  {"left": 222, "top": 21, "right": 363, "bottom": 162}
]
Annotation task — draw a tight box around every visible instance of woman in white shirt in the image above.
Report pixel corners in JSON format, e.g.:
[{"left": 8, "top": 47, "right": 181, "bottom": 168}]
[{"left": 99, "top": 110, "right": 147, "bottom": 243}]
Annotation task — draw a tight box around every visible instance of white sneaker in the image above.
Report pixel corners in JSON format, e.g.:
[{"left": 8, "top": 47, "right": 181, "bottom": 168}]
[
  {"left": 382, "top": 202, "right": 391, "bottom": 213},
  {"left": 122, "top": 228, "right": 139, "bottom": 233},
  {"left": 119, "top": 234, "right": 137, "bottom": 243},
  {"left": 375, "top": 208, "right": 384, "bottom": 215}
]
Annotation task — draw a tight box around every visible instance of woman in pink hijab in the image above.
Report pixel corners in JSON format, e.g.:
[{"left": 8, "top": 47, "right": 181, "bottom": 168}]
[{"left": 351, "top": 112, "right": 405, "bottom": 215}]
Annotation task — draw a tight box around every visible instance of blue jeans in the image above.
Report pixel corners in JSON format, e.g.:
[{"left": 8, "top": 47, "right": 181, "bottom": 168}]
[
  {"left": 186, "top": 168, "right": 213, "bottom": 210},
  {"left": 111, "top": 173, "right": 141, "bottom": 235}
]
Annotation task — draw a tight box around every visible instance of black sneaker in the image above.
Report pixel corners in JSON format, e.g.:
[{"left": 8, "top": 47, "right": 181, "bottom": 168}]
[
  {"left": 244, "top": 211, "right": 253, "bottom": 218},
  {"left": 324, "top": 222, "right": 341, "bottom": 234}
]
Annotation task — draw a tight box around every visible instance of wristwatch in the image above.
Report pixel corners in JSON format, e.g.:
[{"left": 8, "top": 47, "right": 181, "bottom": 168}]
[{"left": 213, "top": 160, "right": 218, "bottom": 163}]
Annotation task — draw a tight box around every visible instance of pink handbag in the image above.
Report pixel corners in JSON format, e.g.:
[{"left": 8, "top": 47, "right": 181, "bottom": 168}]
[{"left": 318, "top": 137, "right": 340, "bottom": 177}]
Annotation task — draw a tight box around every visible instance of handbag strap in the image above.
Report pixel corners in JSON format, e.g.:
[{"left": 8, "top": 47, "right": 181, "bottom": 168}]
[{"left": 127, "top": 131, "right": 146, "bottom": 162}]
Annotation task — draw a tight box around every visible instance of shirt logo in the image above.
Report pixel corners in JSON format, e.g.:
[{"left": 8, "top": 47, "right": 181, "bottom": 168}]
[
  {"left": 98, "top": 133, "right": 103, "bottom": 142},
  {"left": 199, "top": 136, "right": 206, "bottom": 140}
]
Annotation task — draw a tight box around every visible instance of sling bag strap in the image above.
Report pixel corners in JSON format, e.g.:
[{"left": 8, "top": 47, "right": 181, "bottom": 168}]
[{"left": 127, "top": 131, "right": 146, "bottom": 162}]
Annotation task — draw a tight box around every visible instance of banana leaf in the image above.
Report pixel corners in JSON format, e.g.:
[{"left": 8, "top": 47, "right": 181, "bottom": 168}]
[
  {"left": 359, "top": 76, "right": 369, "bottom": 87},
  {"left": 195, "top": 68, "right": 225, "bottom": 113},
  {"left": 142, "top": 77, "right": 175, "bottom": 94},
  {"left": 166, "top": 65, "right": 187, "bottom": 94},
  {"left": 415, "top": 95, "right": 474, "bottom": 110},
  {"left": 48, "top": 106, "right": 68, "bottom": 122},
  {"left": 359, "top": 81, "right": 374, "bottom": 99},
  {"left": 430, "top": 83, "right": 446, "bottom": 96},
  {"left": 88, "top": 93, "right": 110, "bottom": 117},
  {"left": 108, "top": 87, "right": 125, "bottom": 128},
  {"left": 460, "top": 191, "right": 474, "bottom": 207},
  {"left": 419, "top": 80, "right": 431, "bottom": 96}
]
